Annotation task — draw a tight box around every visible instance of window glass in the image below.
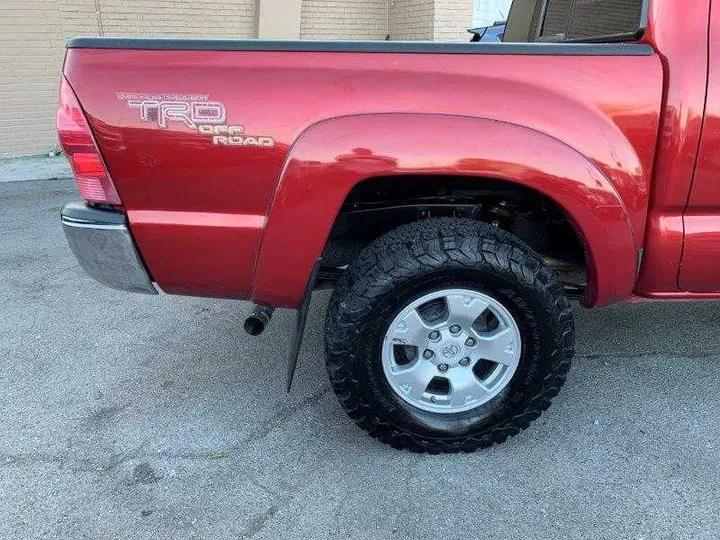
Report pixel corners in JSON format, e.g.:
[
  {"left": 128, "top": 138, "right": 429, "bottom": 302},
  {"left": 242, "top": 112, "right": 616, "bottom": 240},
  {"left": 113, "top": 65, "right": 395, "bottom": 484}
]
[
  {"left": 567, "top": 0, "right": 645, "bottom": 39},
  {"left": 497, "top": 0, "right": 645, "bottom": 42}
]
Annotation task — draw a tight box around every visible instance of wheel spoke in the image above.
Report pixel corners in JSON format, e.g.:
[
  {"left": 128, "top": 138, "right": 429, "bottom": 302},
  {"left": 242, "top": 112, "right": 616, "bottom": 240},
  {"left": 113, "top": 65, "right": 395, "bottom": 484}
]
[
  {"left": 477, "top": 327, "right": 518, "bottom": 366},
  {"left": 449, "top": 370, "right": 490, "bottom": 408},
  {"left": 382, "top": 287, "right": 522, "bottom": 414},
  {"left": 386, "top": 308, "right": 433, "bottom": 347},
  {"left": 390, "top": 360, "right": 436, "bottom": 400},
  {"left": 445, "top": 293, "right": 488, "bottom": 328}
]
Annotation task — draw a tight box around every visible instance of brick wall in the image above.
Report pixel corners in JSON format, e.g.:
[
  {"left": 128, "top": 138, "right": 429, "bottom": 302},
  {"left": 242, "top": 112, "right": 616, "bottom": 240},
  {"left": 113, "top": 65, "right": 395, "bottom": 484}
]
[
  {"left": 0, "top": 0, "right": 479, "bottom": 159},
  {"left": 434, "top": 0, "right": 473, "bottom": 41},
  {"left": 388, "top": 0, "right": 473, "bottom": 42},
  {"left": 0, "top": 0, "right": 100, "bottom": 158},
  {"left": 301, "top": 0, "right": 388, "bottom": 39},
  {"left": 388, "top": 0, "right": 434, "bottom": 40},
  {"left": 0, "top": 0, "right": 258, "bottom": 159},
  {"left": 97, "top": 0, "right": 257, "bottom": 38}
]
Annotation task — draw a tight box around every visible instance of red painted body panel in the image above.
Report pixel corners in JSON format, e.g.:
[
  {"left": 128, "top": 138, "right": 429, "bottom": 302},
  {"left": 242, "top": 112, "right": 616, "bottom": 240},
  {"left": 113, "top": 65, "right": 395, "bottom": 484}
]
[
  {"left": 64, "top": 47, "right": 662, "bottom": 307},
  {"left": 127, "top": 210, "right": 264, "bottom": 297},
  {"left": 254, "top": 114, "right": 637, "bottom": 307},
  {"left": 635, "top": 0, "right": 712, "bottom": 295},
  {"left": 679, "top": 0, "right": 720, "bottom": 292},
  {"left": 64, "top": 0, "right": 720, "bottom": 308},
  {"left": 679, "top": 216, "right": 720, "bottom": 292}
]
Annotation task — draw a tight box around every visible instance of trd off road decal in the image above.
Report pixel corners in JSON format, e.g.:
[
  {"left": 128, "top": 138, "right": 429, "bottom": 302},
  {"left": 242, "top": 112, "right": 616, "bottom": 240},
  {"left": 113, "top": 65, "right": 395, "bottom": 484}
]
[{"left": 117, "top": 92, "right": 276, "bottom": 148}]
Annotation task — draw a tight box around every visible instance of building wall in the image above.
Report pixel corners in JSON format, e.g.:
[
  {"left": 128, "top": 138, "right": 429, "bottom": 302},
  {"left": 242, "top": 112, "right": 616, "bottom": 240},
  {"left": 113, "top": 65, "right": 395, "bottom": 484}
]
[
  {"left": 96, "top": 0, "right": 257, "bottom": 38},
  {"left": 1, "top": 0, "right": 100, "bottom": 158},
  {"left": 388, "top": 0, "right": 434, "bottom": 41},
  {"left": 300, "top": 0, "right": 388, "bottom": 39},
  {"left": 259, "top": 0, "right": 302, "bottom": 39},
  {"left": 0, "top": 0, "right": 476, "bottom": 160},
  {"left": 0, "top": 0, "right": 259, "bottom": 159},
  {"left": 434, "top": 0, "right": 474, "bottom": 41}
]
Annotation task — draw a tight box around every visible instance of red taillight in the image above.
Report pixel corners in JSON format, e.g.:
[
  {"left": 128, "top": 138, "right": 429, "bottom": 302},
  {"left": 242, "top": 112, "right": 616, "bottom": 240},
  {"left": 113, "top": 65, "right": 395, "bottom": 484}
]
[{"left": 57, "top": 77, "right": 121, "bottom": 205}]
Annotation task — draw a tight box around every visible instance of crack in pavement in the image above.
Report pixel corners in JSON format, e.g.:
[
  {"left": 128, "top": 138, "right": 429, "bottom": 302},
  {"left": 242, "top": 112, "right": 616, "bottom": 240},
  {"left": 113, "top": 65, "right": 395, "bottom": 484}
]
[
  {"left": 236, "top": 478, "right": 301, "bottom": 538},
  {"left": 247, "top": 385, "right": 332, "bottom": 441},
  {"left": 0, "top": 386, "right": 333, "bottom": 472}
]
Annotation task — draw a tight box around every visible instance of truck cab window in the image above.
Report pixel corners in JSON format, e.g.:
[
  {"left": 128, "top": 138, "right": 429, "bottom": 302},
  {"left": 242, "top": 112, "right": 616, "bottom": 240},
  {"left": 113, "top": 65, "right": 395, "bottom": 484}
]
[{"left": 503, "top": 0, "right": 646, "bottom": 42}]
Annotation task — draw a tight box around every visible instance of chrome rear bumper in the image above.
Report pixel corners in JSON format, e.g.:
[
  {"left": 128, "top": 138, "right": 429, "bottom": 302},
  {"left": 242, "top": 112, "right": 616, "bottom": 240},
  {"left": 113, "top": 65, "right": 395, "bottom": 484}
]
[{"left": 61, "top": 203, "right": 157, "bottom": 295}]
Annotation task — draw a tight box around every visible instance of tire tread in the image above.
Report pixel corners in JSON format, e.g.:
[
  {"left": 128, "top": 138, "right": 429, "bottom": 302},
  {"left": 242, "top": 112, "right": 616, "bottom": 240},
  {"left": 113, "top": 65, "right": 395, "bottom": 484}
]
[{"left": 325, "top": 218, "right": 574, "bottom": 452}]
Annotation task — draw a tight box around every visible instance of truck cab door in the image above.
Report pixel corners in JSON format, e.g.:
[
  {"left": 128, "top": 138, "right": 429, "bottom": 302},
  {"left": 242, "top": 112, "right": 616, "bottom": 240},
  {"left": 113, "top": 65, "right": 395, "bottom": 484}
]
[{"left": 680, "top": 1, "right": 720, "bottom": 292}]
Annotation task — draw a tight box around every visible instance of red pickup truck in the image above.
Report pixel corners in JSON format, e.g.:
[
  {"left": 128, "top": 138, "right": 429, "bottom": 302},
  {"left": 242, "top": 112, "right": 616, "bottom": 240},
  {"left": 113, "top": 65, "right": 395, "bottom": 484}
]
[{"left": 57, "top": 0, "right": 718, "bottom": 452}]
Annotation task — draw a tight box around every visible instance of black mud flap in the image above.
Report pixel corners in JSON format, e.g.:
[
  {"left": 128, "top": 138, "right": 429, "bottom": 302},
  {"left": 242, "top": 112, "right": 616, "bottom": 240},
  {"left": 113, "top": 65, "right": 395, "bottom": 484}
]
[{"left": 286, "top": 259, "right": 321, "bottom": 392}]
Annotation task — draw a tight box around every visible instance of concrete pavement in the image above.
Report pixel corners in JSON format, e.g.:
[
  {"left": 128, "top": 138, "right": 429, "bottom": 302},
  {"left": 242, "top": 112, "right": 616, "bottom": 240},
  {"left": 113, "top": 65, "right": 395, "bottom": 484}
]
[
  {"left": 0, "top": 155, "right": 71, "bottom": 183},
  {"left": 1, "top": 179, "right": 719, "bottom": 539}
]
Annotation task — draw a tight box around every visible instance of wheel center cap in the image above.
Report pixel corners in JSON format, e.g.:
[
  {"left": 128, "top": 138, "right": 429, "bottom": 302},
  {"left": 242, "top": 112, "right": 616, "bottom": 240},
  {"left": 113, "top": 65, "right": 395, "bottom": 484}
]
[{"left": 440, "top": 342, "right": 461, "bottom": 359}]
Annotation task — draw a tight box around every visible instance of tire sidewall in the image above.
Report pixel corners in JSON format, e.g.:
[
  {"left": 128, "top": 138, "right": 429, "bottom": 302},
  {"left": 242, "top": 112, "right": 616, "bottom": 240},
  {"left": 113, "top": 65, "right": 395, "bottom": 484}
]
[{"left": 351, "top": 265, "right": 554, "bottom": 441}]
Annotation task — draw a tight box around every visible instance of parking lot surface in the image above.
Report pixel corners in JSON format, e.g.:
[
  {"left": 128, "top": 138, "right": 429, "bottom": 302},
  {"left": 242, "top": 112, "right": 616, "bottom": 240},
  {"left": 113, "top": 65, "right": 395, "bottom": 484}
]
[{"left": 2, "top": 179, "right": 719, "bottom": 539}]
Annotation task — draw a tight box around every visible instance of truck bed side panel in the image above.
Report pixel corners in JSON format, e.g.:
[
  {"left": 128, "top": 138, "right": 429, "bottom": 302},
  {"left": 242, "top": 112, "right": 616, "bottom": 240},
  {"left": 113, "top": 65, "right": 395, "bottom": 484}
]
[{"left": 63, "top": 45, "right": 662, "bottom": 301}]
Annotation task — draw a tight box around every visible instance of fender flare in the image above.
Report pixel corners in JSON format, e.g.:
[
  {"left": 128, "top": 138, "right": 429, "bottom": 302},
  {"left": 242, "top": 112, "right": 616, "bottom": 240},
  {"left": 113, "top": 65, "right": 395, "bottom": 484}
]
[{"left": 252, "top": 113, "right": 638, "bottom": 308}]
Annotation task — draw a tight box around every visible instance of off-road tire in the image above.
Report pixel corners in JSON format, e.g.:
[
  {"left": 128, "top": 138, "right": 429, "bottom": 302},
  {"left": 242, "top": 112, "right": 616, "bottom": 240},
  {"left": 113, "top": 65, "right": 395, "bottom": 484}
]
[{"left": 324, "top": 217, "right": 574, "bottom": 452}]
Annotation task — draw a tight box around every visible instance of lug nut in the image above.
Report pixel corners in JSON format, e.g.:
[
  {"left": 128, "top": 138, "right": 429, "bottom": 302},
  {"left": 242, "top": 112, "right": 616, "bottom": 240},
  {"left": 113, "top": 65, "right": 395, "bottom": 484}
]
[
  {"left": 449, "top": 325, "right": 461, "bottom": 334},
  {"left": 423, "top": 349, "right": 435, "bottom": 360},
  {"left": 428, "top": 331, "right": 441, "bottom": 341},
  {"left": 459, "top": 357, "right": 471, "bottom": 367},
  {"left": 438, "top": 363, "right": 450, "bottom": 372},
  {"left": 465, "top": 337, "right": 477, "bottom": 347}
]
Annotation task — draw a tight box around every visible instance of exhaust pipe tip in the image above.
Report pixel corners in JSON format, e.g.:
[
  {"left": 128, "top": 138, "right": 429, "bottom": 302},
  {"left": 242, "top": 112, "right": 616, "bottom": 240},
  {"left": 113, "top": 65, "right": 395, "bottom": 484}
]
[
  {"left": 244, "top": 306, "right": 274, "bottom": 336},
  {"left": 243, "top": 316, "right": 266, "bottom": 336}
]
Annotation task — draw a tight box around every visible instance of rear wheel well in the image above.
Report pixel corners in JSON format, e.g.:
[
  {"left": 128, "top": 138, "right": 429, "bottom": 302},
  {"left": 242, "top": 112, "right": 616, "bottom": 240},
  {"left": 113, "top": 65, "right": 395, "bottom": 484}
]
[{"left": 320, "top": 175, "right": 588, "bottom": 300}]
